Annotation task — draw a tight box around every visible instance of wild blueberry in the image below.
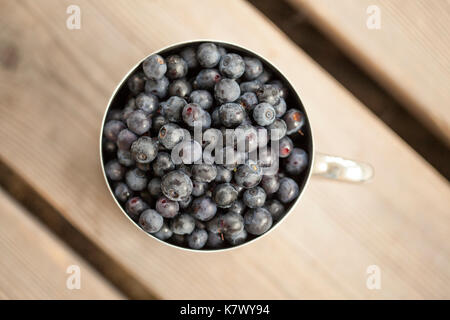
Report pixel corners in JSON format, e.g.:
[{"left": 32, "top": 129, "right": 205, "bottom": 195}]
[
  {"left": 117, "top": 149, "right": 135, "bottom": 167},
  {"left": 142, "top": 54, "right": 166, "bottom": 80},
  {"left": 189, "top": 90, "right": 213, "bottom": 110},
  {"left": 105, "top": 159, "right": 126, "bottom": 181},
  {"left": 161, "top": 170, "right": 193, "bottom": 201},
  {"left": 240, "top": 80, "right": 262, "bottom": 93},
  {"left": 125, "top": 168, "right": 148, "bottom": 191},
  {"left": 178, "top": 195, "right": 192, "bottom": 209},
  {"left": 283, "top": 109, "right": 306, "bottom": 135},
  {"left": 192, "top": 181, "right": 208, "bottom": 197},
  {"left": 161, "top": 96, "right": 187, "bottom": 122},
  {"left": 267, "top": 118, "right": 287, "bottom": 140},
  {"left": 277, "top": 177, "right": 300, "bottom": 203},
  {"left": 147, "top": 177, "right": 162, "bottom": 197},
  {"left": 285, "top": 148, "right": 308, "bottom": 175},
  {"left": 260, "top": 174, "right": 280, "bottom": 194},
  {"left": 215, "top": 166, "right": 232, "bottom": 183},
  {"left": 117, "top": 129, "right": 137, "bottom": 150},
  {"left": 168, "top": 79, "right": 192, "bottom": 98},
  {"left": 126, "top": 110, "right": 151, "bottom": 135},
  {"left": 225, "top": 228, "right": 247, "bottom": 246},
  {"left": 213, "top": 183, "right": 238, "bottom": 208},
  {"left": 257, "top": 84, "right": 280, "bottom": 106},
  {"left": 219, "top": 53, "right": 245, "bottom": 79},
  {"left": 237, "top": 92, "right": 258, "bottom": 112},
  {"left": 182, "top": 103, "right": 211, "bottom": 128},
  {"left": 218, "top": 103, "right": 245, "bottom": 127},
  {"left": 135, "top": 92, "right": 159, "bottom": 114},
  {"left": 114, "top": 182, "right": 132, "bottom": 203},
  {"left": 207, "top": 231, "right": 225, "bottom": 248},
  {"left": 244, "top": 207, "right": 272, "bottom": 235},
  {"left": 234, "top": 161, "right": 262, "bottom": 189},
  {"left": 153, "top": 222, "right": 173, "bottom": 241},
  {"left": 104, "top": 120, "right": 126, "bottom": 142},
  {"left": 265, "top": 199, "right": 285, "bottom": 221},
  {"left": 244, "top": 57, "right": 263, "bottom": 80},
  {"left": 166, "top": 55, "right": 188, "bottom": 79},
  {"left": 193, "top": 69, "right": 221, "bottom": 89},
  {"left": 243, "top": 186, "right": 266, "bottom": 208},
  {"left": 180, "top": 46, "right": 198, "bottom": 69},
  {"left": 125, "top": 196, "right": 149, "bottom": 220},
  {"left": 273, "top": 98, "right": 287, "bottom": 117},
  {"left": 197, "top": 43, "right": 221, "bottom": 68},
  {"left": 156, "top": 196, "right": 179, "bottom": 218},
  {"left": 191, "top": 196, "right": 217, "bottom": 221},
  {"left": 127, "top": 72, "right": 146, "bottom": 95},
  {"left": 139, "top": 209, "right": 163, "bottom": 233},
  {"left": 279, "top": 136, "right": 293, "bottom": 158},
  {"left": 131, "top": 136, "right": 158, "bottom": 164},
  {"left": 170, "top": 213, "right": 195, "bottom": 235},
  {"left": 158, "top": 123, "right": 184, "bottom": 149},
  {"left": 145, "top": 76, "right": 169, "bottom": 99},
  {"left": 187, "top": 229, "right": 208, "bottom": 249},
  {"left": 152, "top": 152, "right": 175, "bottom": 176},
  {"left": 191, "top": 164, "right": 217, "bottom": 182},
  {"left": 214, "top": 79, "right": 240, "bottom": 104}
]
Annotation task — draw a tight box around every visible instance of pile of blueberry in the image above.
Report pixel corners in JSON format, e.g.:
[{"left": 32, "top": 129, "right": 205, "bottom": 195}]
[{"left": 102, "top": 42, "right": 309, "bottom": 250}]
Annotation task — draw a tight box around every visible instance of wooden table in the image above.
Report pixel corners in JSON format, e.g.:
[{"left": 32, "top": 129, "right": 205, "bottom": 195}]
[{"left": 0, "top": 0, "right": 449, "bottom": 299}]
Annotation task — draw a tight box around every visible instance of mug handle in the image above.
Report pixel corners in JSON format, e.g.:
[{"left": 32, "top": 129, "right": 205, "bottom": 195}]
[{"left": 312, "top": 152, "right": 374, "bottom": 183}]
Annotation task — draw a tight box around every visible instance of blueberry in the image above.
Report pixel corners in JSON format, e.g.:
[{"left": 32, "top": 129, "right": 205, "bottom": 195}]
[
  {"left": 269, "top": 80, "right": 288, "bottom": 99},
  {"left": 285, "top": 148, "right": 308, "bottom": 175},
  {"left": 170, "top": 213, "right": 195, "bottom": 235},
  {"left": 114, "top": 182, "right": 132, "bottom": 203},
  {"left": 265, "top": 199, "right": 285, "bottom": 221},
  {"left": 244, "top": 207, "right": 272, "bottom": 235},
  {"left": 126, "top": 110, "right": 151, "bottom": 135},
  {"left": 214, "top": 79, "right": 240, "bottom": 104},
  {"left": 213, "top": 183, "right": 238, "bottom": 208},
  {"left": 256, "top": 127, "right": 269, "bottom": 148},
  {"left": 283, "top": 109, "right": 306, "bottom": 135},
  {"left": 215, "top": 166, "right": 232, "bottom": 183},
  {"left": 104, "top": 120, "right": 126, "bottom": 142},
  {"left": 125, "top": 196, "right": 149, "bottom": 220},
  {"left": 142, "top": 54, "right": 167, "bottom": 80},
  {"left": 244, "top": 57, "right": 263, "bottom": 80},
  {"left": 161, "top": 170, "right": 193, "bottom": 201},
  {"left": 235, "top": 124, "right": 259, "bottom": 152},
  {"left": 105, "top": 159, "right": 126, "bottom": 181},
  {"left": 166, "top": 55, "right": 188, "bottom": 79},
  {"left": 156, "top": 196, "right": 179, "bottom": 218},
  {"left": 219, "top": 212, "right": 244, "bottom": 236},
  {"left": 152, "top": 115, "right": 168, "bottom": 134},
  {"left": 117, "top": 149, "right": 135, "bottom": 167},
  {"left": 257, "top": 148, "right": 276, "bottom": 169},
  {"left": 145, "top": 76, "right": 169, "bottom": 99},
  {"left": 168, "top": 79, "right": 192, "bottom": 98},
  {"left": 219, "top": 53, "right": 245, "bottom": 79},
  {"left": 243, "top": 186, "right": 266, "bottom": 208},
  {"left": 193, "top": 69, "right": 221, "bottom": 89},
  {"left": 240, "top": 80, "right": 262, "bottom": 93},
  {"left": 277, "top": 177, "right": 300, "bottom": 203},
  {"left": 139, "top": 209, "right": 163, "bottom": 233},
  {"left": 182, "top": 103, "right": 211, "bottom": 128},
  {"left": 127, "top": 72, "right": 146, "bottom": 95},
  {"left": 225, "top": 228, "right": 247, "bottom": 246},
  {"left": 253, "top": 102, "right": 276, "bottom": 126},
  {"left": 158, "top": 123, "right": 184, "bottom": 149},
  {"left": 131, "top": 136, "right": 158, "bottom": 164},
  {"left": 255, "top": 69, "right": 272, "bottom": 84},
  {"left": 189, "top": 90, "right": 213, "bottom": 110},
  {"left": 177, "top": 163, "right": 192, "bottom": 177},
  {"left": 217, "top": 46, "right": 227, "bottom": 57},
  {"left": 267, "top": 118, "right": 287, "bottom": 141},
  {"left": 106, "top": 108, "right": 123, "bottom": 121},
  {"left": 103, "top": 139, "right": 116, "bottom": 155},
  {"left": 122, "top": 100, "right": 137, "bottom": 120},
  {"left": 237, "top": 92, "right": 258, "bottom": 112},
  {"left": 229, "top": 199, "right": 246, "bottom": 215},
  {"left": 117, "top": 129, "right": 137, "bottom": 150},
  {"left": 191, "top": 196, "right": 217, "bottom": 221},
  {"left": 153, "top": 222, "right": 173, "bottom": 241},
  {"left": 211, "top": 107, "right": 221, "bottom": 127},
  {"left": 125, "top": 168, "right": 148, "bottom": 191},
  {"left": 178, "top": 195, "right": 192, "bottom": 209},
  {"left": 218, "top": 103, "right": 245, "bottom": 127},
  {"left": 217, "top": 146, "right": 246, "bottom": 170},
  {"left": 279, "top": 136, "right": 293, "bottom": 158},
  {"left": 257, "top": 84, "right": 280, "bottom": 106},
  {"left": 187, "top": 229, "right": 208, "bottom": 249},
  {"left": 135, "top": 92, "right": 159, "bottom": 114},
  {"left": 147, "top": 177, "right": 162, "bottom": 197},
  {"left": 273, "top": 98, "right": 287, "bottom": 117},
  {"left": 171, "top": 234, "right": 186, "bottom": 245},
  {"left": 136, "top": 162, "right": 151, "bottom": 172},
  {"left": 192, "top": 181, "right": 208, "bottom": 197},
  {"left": 161, "top": 96, "right": 187, "bottom": 122},
  {"left": 180, "top": 46, "right": 198, "bottom": 69},
  {"left": 260, "top": 174, "right": 280, "bottom": 194},
  {"left": 207, "top": 231, "right": 225, "bottom": 248},
  {"left": 152, "top": 152, "right": 175, "bottom": 176},
  {"left": 234, "top": 161, "right": 262, "bottom": 189},
  {"left": 191, "top": 164, "right": 217, "bottom": 182},
  {"left": 197, "top": 43, "right": 221, "bottom": 68},
  {"left": 173, "top": 139, "right": 202, "bottom": 164},
  {"left": 139, "top": 190, "right": 154, "bottom": 206}
]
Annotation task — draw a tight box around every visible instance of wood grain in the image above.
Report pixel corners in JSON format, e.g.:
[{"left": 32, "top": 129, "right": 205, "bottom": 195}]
[
  {"left": 288, "top": 0, "right": 450, "bottom": 144},
  {"left": 0, "top": 188, "right": 123, "bottom": 299},
  {"left": 0, "top": 0, "right": 449, "bottom": 299}
]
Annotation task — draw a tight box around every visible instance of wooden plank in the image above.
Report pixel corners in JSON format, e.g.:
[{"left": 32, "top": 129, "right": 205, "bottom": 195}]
[
  {"left": 0, "top": 188, "right": 123, "bottom": 299},
  {"left": 288, "top": 0, "right": 450, "bottom": 144},
  {"left": 0, "top": 0, "right": 449, "bottom": 299}
]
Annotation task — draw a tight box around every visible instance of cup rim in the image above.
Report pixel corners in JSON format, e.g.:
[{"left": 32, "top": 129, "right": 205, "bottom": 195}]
[{"left": 99, "top": 39, "right": 315, "bottom": 253}]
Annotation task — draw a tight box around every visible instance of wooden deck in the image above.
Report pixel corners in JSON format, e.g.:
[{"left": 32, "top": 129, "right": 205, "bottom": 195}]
[{"left": 0, "top": 0, "right": 449, "bottom": 299}]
